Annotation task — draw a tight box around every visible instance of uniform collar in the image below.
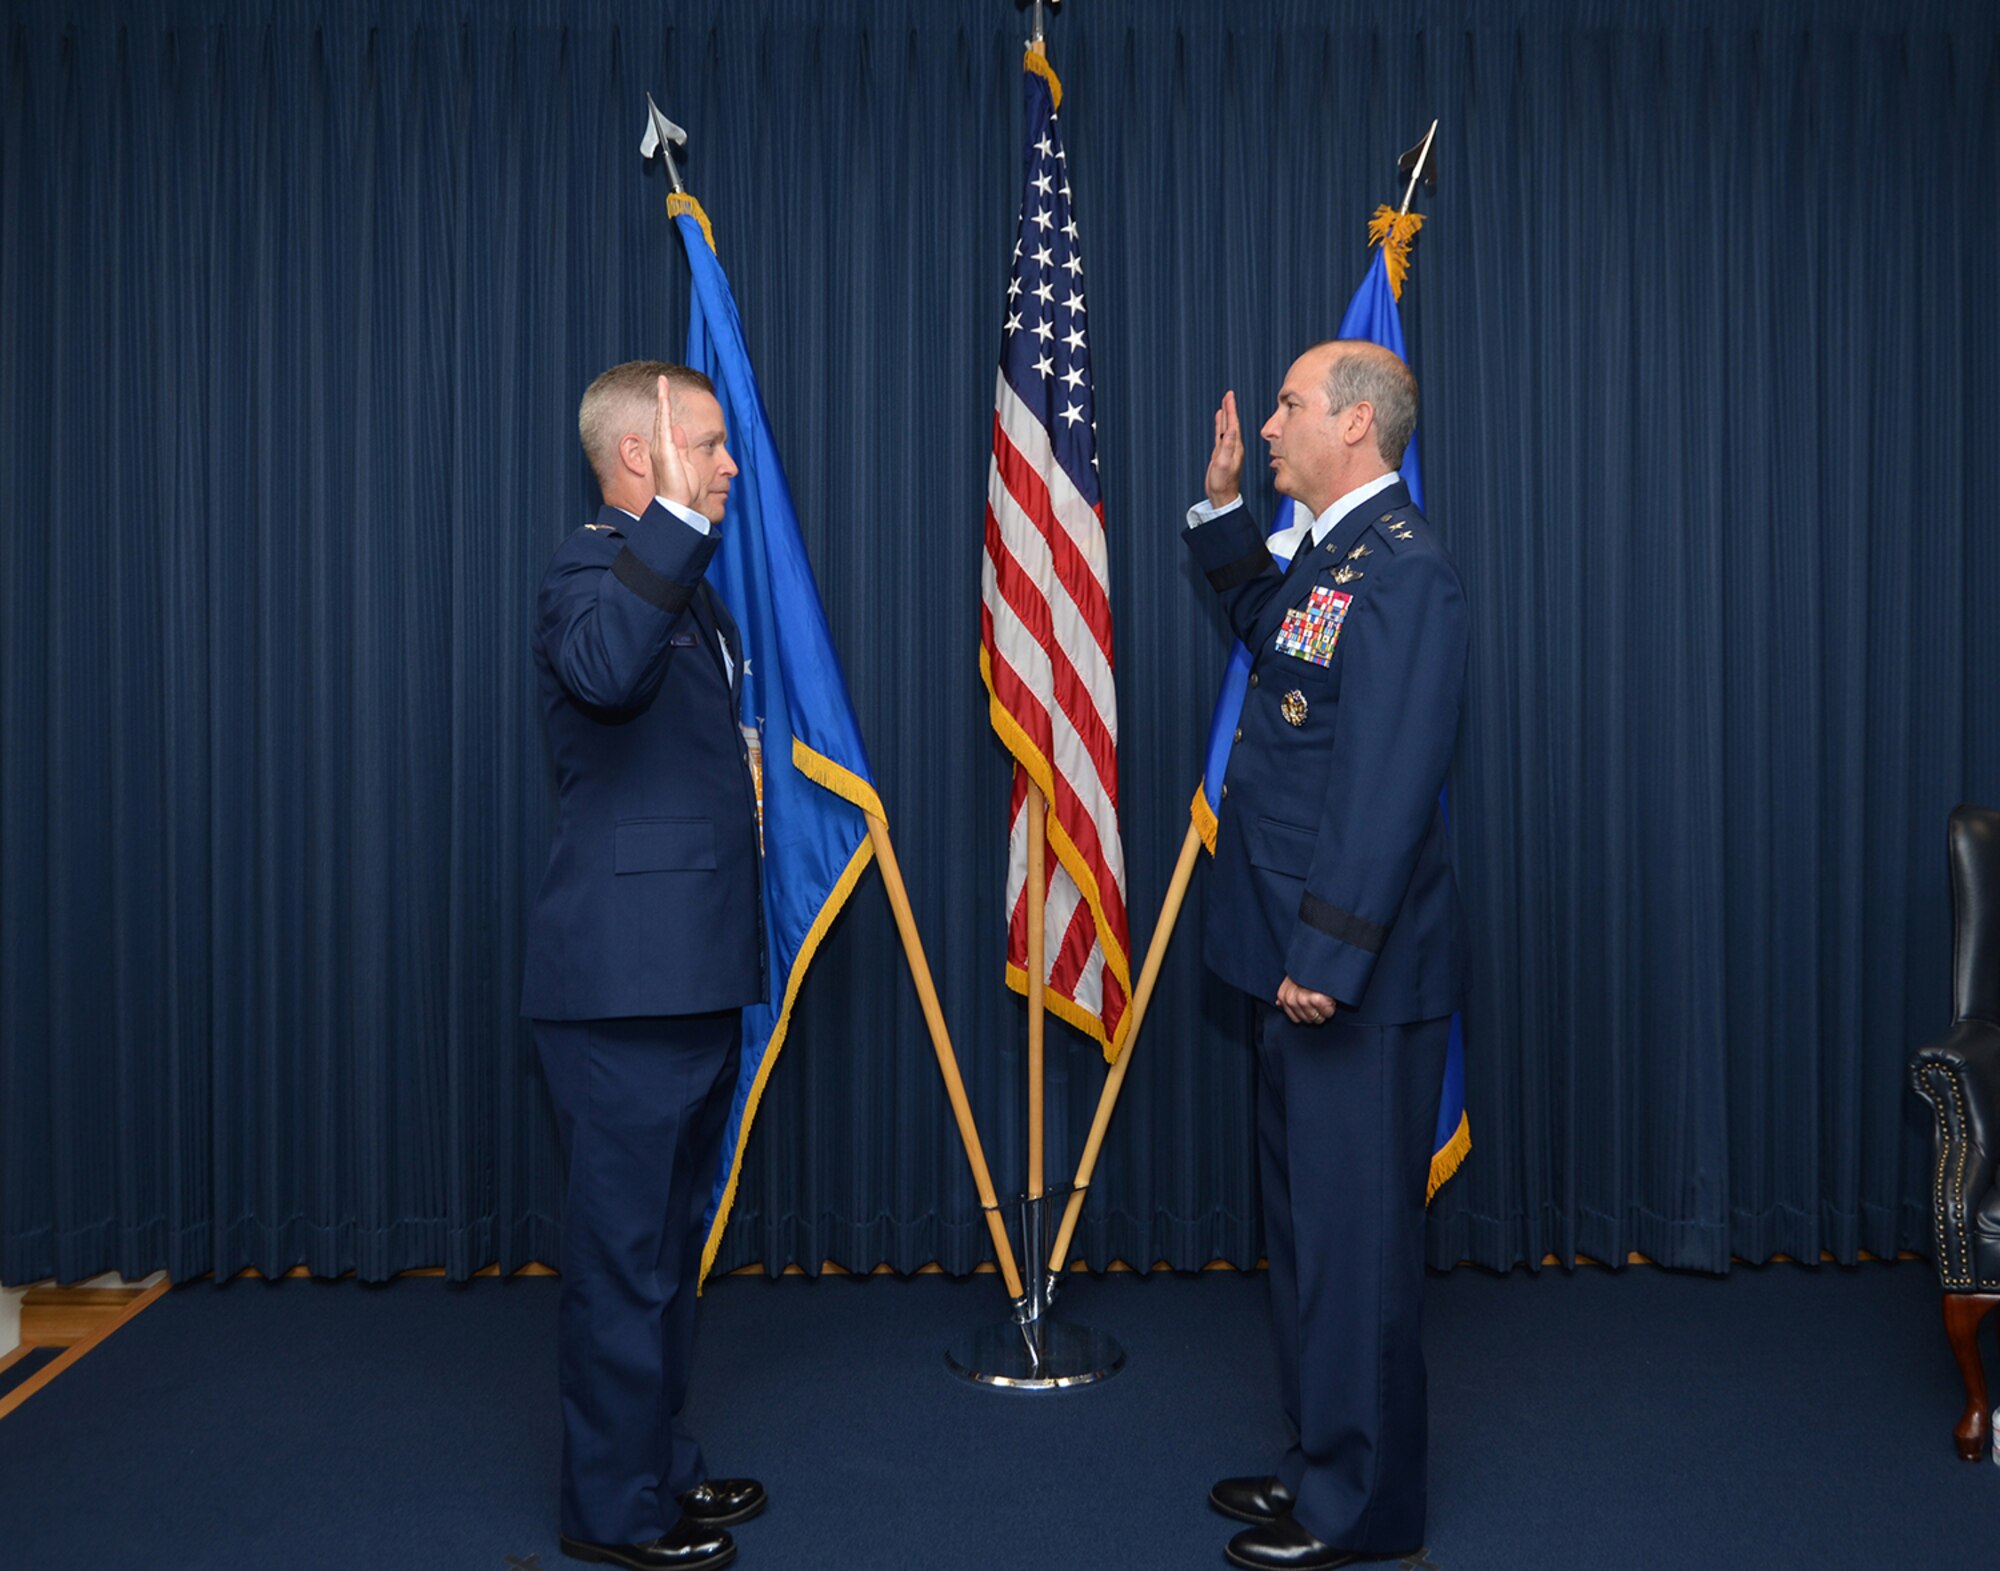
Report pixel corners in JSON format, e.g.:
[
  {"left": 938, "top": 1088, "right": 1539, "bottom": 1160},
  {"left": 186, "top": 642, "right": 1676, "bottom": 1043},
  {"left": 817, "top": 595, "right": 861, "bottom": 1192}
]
[
  {"left": 1307, "top": 471, "right": 1403, "bottom": 546},
  {"left": 1280, "top": 476, "right": 1410, "bottom": 584}
]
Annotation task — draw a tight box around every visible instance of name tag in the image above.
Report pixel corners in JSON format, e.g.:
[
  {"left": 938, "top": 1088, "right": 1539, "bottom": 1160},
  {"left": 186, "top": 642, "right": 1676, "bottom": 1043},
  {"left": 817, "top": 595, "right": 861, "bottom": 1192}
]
[{"left": 1274, "top": 586, "right": 1351, "bottom": 667}]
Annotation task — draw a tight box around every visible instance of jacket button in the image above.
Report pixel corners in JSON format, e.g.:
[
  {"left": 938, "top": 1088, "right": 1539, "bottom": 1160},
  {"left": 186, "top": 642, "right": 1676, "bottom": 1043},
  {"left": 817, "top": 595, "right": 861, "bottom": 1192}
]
[
  {"left": 1233, "top": 727, "right": 1243, "bottom": 743},
  {"left": 1220, "top": 784, "right": 1229, "bottom": 800},
  {"left": 1249, "top": 673, "right": 1259, "bottom": 688}
]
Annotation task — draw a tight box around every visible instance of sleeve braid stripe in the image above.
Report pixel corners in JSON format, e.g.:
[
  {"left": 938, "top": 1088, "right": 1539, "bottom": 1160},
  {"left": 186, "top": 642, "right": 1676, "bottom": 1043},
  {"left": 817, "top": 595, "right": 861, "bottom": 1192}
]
[
  {"left": 1299, "top": 893, "right": 1387, "bottom": 955},
  {"left": 611, "top": 547, "right": 695, "bottom": 615},
  {"left": 1205, "top": 548, "right": 1273, "bottom": 592}
]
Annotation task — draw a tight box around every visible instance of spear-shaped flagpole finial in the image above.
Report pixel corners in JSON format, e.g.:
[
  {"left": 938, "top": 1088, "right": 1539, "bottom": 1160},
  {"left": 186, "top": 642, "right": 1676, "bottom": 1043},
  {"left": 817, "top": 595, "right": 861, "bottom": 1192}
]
[
  {"left": 1398, "top": 118, "right": 1440, "bottom": 218},
  {"left": 1372, "top": 121, "right": 1439, "bottom": 301},
  {"left": 640, "top": 93, "right": 688, "bottom": 196}
]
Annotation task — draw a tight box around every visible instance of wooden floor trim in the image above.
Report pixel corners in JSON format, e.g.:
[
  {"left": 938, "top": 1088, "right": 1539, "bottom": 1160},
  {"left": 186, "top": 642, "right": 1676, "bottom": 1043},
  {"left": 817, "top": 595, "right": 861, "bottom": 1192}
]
[
  {"left": 0, "top": 1277, "right": 172, "bottom": 1423},
  {"left": 18, "top": 1285, "right": 146, "bottom": 1345},
  {"left": 721, "top": 1250, "right": 1927, "bottom": 1277},
  {"left": 88, "top": 1246, "right": 1928, "bottom": 1299}
]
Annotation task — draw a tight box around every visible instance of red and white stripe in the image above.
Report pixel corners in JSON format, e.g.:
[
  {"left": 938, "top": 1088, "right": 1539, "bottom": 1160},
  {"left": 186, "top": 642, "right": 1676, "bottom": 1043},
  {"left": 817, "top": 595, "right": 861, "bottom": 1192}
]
[{"left": 981, "top": 374, "right": 1130, "bottom": 1053}]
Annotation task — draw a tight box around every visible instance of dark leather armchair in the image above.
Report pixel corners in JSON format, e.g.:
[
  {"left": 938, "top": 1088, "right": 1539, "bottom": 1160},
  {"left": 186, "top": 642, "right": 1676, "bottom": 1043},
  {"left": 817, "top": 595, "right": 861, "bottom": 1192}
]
[{"left": 1911, "top": 803, "right": 2000, "bottom": 1460}]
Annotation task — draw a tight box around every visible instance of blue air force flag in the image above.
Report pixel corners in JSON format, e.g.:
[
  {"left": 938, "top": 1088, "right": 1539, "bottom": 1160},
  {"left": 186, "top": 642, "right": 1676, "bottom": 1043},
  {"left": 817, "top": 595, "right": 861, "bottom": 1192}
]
[{"left": 669, "top": 198, "right": 885, "bottom": 1280}]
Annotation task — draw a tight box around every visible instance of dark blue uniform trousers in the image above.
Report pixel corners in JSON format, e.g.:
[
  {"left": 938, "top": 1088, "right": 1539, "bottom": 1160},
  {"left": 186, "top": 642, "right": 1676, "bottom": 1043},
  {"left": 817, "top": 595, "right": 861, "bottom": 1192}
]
[
  {"left": 1255, "top": 1004, "right": 1449, "bottom": 1553},
  {"left": 534, "top": 1013, "right": 743, "bottom": 1546}
]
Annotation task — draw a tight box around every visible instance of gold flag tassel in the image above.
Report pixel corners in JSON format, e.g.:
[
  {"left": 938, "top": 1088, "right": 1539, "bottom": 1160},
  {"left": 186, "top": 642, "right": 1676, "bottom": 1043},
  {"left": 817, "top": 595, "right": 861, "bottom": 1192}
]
[
  {"left": 1367, "top": 205, "right": 1425, "bottom": 302},
  {"left": 667, "top": 192, "right": 717, "bottom": 254}
]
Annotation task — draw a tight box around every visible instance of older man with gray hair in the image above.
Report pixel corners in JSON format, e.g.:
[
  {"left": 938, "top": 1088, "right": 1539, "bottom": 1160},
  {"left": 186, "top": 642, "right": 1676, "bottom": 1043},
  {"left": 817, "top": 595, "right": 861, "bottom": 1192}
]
[{"left": 1183, "top": 339, "right": 1469, "bottom": 1570}]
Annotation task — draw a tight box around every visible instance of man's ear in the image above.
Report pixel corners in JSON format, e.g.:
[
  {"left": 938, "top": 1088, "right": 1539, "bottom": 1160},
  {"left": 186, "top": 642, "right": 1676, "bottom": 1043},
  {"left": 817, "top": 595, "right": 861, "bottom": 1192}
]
[
  {"left": 619, "top": 431, "right": 650, "bottom": 478},
  {"left": 1344, "top": 401, "right": 1377, "bottom": 450}
]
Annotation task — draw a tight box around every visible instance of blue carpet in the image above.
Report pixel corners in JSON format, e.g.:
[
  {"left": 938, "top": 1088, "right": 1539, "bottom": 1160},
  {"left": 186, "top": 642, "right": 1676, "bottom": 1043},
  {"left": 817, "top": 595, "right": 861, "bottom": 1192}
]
[
  {"left": 0, "top": 1264, "right": 1993, "bottom": 1569},
  {"left": 0, "top": 1346, "right": 59, "bottom": 1401}
]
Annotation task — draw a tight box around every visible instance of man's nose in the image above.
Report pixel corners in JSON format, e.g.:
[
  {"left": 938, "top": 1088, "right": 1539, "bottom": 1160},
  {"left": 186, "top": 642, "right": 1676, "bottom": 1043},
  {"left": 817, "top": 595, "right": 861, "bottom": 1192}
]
[{"left": 718, "top": 445, "right": 739, "bottom": 478}]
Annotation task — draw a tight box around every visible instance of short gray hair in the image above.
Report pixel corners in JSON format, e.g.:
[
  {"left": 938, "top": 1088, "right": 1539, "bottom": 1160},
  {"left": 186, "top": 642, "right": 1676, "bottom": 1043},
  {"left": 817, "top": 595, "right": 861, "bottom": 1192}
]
[
  {"left": 578, "top": 361, "right": 715, "bottom": 487},
  {"left": 1319, "top": 340, "right": 1418, "bottom": 469}
]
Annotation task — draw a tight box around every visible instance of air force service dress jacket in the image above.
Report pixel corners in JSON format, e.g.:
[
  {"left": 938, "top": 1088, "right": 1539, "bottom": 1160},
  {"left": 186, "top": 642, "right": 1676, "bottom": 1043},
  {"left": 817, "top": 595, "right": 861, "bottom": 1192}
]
[
  {"left": 520, "top": 500, "right": 766, "bottom": 1022},
  {"left": 1183, "top": 480, "right": 1467, "bottom": 1025}
]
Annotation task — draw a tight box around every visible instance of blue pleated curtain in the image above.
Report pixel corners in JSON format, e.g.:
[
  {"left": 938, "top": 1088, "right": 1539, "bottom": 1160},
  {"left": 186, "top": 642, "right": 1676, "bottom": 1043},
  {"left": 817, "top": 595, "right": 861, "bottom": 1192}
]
[{"left": 3, "top": 0, "right": 1997, "bottom": 1286}]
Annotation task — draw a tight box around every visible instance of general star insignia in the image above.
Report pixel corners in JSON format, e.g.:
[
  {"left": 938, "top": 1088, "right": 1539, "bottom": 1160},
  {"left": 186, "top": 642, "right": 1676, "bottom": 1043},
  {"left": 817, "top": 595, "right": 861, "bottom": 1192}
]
[
  {"left": 1333, "top": 564, "right": 1362, "bottom": 585},
  {"left": 1280, "top": 689, "right": 1309, "bottom": 726},
  {"left": 1348, "top": 543, "right": 1372, "bottom": 559}
]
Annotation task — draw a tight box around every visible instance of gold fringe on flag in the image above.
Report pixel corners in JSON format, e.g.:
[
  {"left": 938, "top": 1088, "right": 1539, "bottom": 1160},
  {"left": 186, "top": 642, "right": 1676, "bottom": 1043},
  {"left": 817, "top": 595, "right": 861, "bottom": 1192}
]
[
  {"left": 1189, "top": 784, "right": 1220, "bottom": 857},
  {"left": 1426, "top": 1109, "right": 1470, "bottom": 1203},
  {"left": 1367, "top": 205, "right": 1425, "bottom": 301},
  {"left": 667, "top": 192, "right": 717, "bottom": 254},
  {"left": 1023, "top": 41, "right": 1064, "bottom": 109}
]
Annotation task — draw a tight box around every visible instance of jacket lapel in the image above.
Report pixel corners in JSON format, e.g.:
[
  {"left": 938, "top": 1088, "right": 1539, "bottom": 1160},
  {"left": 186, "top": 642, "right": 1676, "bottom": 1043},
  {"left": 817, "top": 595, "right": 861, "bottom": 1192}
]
[{"left": 695, "top": 583, "right": 743, "bottom": 703}]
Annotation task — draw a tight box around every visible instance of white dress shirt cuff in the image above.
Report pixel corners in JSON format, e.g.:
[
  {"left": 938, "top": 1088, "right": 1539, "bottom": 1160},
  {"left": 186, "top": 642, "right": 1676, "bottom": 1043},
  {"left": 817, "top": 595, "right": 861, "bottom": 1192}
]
[
  {"left": 658, "top": 497, "right": 711, "bottom": 536},
  {"left": 1186, "top": 495, "right": 1244, "bottom": 529}
]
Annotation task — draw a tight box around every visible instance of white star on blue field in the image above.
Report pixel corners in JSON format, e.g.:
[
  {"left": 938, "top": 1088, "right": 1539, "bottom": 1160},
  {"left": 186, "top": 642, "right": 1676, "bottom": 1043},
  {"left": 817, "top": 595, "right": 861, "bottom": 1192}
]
[{"left": 998, "top": 79, "right": 1100, "bottom": 503}]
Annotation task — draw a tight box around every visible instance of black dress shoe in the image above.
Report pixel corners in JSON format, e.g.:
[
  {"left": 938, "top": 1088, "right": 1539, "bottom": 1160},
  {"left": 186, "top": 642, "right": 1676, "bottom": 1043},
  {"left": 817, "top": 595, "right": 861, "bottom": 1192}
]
[
  {"left": 679, "top": 1477, "right": 767, "bottom": 1528},
  {"left": 559, "top": 1519, "right": 736, "bottom": 1569},
  {"left": 1209, "top": 1475, "right": 1296, "bottom": 1525},
  {"left": 1224, "top": 1517, "right": 1416, "bottom": 1570}
]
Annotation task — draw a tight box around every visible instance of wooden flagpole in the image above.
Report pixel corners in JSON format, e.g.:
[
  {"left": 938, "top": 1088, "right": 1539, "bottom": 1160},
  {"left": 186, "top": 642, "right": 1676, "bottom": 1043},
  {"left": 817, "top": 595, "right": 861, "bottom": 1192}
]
[
  {"left": 1047, "top": 819, "right": 1202, "bottom": 1273},
  {"left": 1025, "top": 785, "right": 1048, "bottom": 1203},
  {"left": 867, "top": 814, "right": 1026, "bottom": 1301}
]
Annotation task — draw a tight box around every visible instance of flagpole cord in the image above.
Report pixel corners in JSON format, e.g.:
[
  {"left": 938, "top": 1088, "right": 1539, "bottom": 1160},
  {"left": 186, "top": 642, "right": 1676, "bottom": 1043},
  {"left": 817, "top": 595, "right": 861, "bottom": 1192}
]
[
  {"left": 1046, "top": 818, "right": 1204, "bottom": 1273},
  {"left": 866, "top": 814, "right": 1028, "bottom": 1301}
]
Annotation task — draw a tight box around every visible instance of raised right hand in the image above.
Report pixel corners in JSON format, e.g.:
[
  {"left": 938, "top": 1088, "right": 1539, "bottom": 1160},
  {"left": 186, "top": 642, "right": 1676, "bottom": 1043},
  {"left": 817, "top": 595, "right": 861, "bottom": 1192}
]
[
  {"left": 1205, "top": 389, "right": 1243, "bottom": 509},
  {"left": 649, "top": 374, "right": 700, "bottom": 510}
]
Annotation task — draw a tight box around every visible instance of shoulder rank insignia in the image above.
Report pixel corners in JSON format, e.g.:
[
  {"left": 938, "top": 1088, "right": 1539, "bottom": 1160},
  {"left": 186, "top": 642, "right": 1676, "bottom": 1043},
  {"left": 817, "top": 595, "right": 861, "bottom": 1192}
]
[
  {"left": 1348, "top": 543, "right": 1372, "bottom": 560},
  {"left": 1280, "top": 689, "right": 1309, "bottom": 727},
  {"left": 1333, "top": 564, "right": 1362, "bottom": 585}
]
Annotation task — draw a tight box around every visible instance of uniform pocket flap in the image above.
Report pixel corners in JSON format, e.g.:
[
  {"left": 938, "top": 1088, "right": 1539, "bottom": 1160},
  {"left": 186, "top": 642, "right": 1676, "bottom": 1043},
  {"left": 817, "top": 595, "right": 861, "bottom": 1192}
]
[
  {"left": 1246, "top": 815, "right": 1316, "bottom": 877},
  {"left": 615, "top": 817, "right": 717, "bottom": 873}
]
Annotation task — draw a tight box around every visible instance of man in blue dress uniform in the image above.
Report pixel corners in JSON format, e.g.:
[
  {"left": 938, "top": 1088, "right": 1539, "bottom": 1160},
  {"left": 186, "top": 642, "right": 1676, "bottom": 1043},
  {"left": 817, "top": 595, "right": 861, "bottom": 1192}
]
[
  {"left": 523, "top": 362, "right": 769, "bottom": 1570},
  {"left": 1183, "top": 341, "right": 1468, "bottom": 1570}
]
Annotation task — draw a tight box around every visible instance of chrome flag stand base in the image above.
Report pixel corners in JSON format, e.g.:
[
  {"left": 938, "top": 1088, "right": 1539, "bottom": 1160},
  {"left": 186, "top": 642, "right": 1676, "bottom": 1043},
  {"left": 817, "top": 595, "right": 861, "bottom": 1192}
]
[{"left": 945, "top": 1192, "right": 1125, "bottom": 1390}]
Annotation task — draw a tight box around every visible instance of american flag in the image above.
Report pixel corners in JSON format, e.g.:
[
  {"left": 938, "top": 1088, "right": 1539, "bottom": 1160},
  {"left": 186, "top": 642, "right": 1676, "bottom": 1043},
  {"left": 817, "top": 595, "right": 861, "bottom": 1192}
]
[{"left": 978, "top": 44, "right": 1131, "bottom": 1061}]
